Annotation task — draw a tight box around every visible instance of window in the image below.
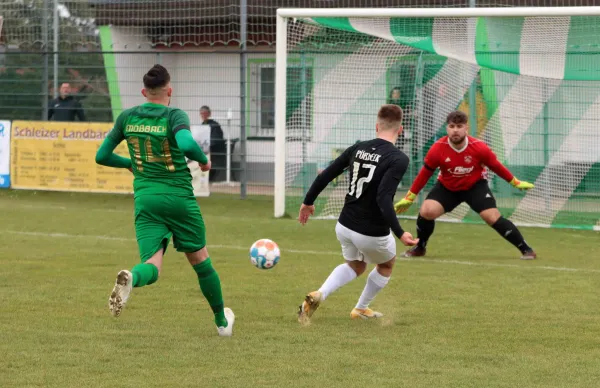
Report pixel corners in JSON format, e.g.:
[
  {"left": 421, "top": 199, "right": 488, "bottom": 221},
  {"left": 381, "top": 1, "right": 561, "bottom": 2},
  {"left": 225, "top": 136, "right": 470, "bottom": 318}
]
[
  {"left": 259, "top": 66, "right": 275, "bottom": 134},
  {"left": 248, "top": 60, "right": 313, "bottom": 139}
]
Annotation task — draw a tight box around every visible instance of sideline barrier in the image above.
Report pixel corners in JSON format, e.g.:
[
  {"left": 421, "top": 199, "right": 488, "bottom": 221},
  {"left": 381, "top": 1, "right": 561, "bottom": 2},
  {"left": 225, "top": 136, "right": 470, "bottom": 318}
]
[{"left": 10, "top": 121, "right": 133, "bottom": 193}]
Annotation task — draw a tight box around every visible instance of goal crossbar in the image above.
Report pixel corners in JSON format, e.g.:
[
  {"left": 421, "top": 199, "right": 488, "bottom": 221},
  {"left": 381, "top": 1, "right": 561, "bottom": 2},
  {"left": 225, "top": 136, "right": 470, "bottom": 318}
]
[{"left": 277, "top": 6, "right": 600, "bottom": 19}]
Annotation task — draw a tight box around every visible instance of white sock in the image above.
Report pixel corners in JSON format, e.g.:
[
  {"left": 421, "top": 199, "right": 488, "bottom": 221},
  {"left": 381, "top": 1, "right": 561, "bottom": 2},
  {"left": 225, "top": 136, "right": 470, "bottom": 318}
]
[
  {"left": 318, "top": 263, "right": 357, "bottom": 300},
  {"left": 355, "top": 268, "right": 390, "bottom": 309}
]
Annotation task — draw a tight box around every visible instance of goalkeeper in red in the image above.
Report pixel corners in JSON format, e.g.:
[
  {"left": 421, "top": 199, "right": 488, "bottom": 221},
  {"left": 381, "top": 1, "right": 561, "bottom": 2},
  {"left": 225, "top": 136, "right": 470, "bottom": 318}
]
[
  {"left": 395, "top": 111, "right": 537, "bottom": 260},
  {"left": 95, "top": 64, "right": 234, "bottom": 336}
]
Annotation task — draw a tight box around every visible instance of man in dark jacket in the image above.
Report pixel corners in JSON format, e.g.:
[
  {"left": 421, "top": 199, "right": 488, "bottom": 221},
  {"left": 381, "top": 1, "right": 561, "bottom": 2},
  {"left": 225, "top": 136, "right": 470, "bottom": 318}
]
[
  {"left": 48, "top": 83, "right": 87, "bottom": 121},
  {"left": 200, "top": 105, "right": 226, "bottom": 182}
]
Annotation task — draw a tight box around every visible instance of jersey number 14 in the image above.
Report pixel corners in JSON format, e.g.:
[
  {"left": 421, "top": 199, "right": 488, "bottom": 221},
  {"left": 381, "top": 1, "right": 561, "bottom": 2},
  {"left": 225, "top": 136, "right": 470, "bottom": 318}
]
[
  {"left": 127, "top": 137, "right": 175, "bottom": 172},
  {"left": 348, "top": 162, "right": 376, "bottom": 198}
]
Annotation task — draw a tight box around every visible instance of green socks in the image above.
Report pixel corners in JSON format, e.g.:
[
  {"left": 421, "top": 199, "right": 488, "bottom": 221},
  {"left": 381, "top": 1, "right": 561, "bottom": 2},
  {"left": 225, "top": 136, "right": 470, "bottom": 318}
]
[
  {"left": 129, "top": 259, "right": 226, "bottom": 328},
  {"left": 131, "top": 263, "right": 159, "bottom": 287},
  {"left": 192, "top": 258, "right": 227, "bottom": 328}
]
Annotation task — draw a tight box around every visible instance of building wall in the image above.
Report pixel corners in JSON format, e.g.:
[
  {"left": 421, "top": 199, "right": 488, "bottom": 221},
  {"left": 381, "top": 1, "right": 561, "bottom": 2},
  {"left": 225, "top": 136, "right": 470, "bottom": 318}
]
[{"left": 110, "top": 26, "right": 277, "bottom": 183}]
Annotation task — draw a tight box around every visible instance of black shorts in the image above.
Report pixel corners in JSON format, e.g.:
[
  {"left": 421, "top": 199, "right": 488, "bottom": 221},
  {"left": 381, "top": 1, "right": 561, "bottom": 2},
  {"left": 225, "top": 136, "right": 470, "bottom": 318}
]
[{"left": 426, "top": 179, "right": 497, "bottom": 214}]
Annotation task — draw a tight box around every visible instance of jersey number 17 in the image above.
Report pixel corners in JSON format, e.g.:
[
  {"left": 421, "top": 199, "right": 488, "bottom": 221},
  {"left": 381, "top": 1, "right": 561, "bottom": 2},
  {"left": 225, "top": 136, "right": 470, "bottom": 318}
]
[{"left": 348, "top": 162, "right": 376, "bottom": 198}]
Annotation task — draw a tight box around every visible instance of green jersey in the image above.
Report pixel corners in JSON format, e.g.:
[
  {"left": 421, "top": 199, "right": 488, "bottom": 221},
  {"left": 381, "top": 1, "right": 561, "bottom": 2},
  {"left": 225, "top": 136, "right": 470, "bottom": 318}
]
[{"left": 108, "top": 102, "right": 194, "bottom": 197}]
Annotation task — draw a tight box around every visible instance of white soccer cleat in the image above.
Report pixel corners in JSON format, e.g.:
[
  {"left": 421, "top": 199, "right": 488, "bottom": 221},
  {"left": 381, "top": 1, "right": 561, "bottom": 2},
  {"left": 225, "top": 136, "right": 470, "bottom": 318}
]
[
  {"left": 108, "top": 270, "right": 133, "bottom": 317},
  {"left": 217, "top": 307, "right": 235, "bottom": 337}
]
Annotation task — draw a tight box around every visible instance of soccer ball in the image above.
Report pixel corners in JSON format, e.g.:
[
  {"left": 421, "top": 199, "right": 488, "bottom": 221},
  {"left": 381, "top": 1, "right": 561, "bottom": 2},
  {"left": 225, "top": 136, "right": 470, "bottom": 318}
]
[{"left": 249, "top": 239, "right": 280, "bottom": 269}]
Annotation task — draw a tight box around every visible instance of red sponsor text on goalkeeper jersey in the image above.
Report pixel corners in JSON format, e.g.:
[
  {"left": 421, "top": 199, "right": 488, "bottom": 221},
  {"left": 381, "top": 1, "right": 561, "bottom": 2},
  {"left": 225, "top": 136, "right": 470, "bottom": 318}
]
[{"left": 410, "top": 136, "right": 514, "bottom": 193}]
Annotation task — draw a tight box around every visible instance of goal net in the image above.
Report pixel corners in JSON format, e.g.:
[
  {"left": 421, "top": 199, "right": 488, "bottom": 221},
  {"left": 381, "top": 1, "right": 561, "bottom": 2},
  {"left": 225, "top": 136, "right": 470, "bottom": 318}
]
[{"left": 275, "top": 7, "right": 600, "bottom": 231}]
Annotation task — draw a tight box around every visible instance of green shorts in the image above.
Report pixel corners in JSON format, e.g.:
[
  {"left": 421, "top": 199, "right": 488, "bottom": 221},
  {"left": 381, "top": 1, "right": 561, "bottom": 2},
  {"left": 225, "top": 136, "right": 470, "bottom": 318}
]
[{"left": 134, "top": 194, "right": 206, "bottom": 262}]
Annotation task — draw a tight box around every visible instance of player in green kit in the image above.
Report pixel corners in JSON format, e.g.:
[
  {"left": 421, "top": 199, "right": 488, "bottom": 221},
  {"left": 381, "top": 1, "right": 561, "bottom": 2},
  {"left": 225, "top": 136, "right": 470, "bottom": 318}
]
[{"left": 95, "top": 64, "right": 234, "bottom": 336}]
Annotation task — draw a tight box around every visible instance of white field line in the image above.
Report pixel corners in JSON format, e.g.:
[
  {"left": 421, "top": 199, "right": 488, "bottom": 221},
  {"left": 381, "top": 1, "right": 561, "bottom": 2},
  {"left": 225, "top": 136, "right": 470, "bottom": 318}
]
[
  {"left": 4, "top": 202, "right": 600, "bottom": 231},
  {"left": 3, "top": 230, "right": 600, "bottom": 274},
  {"left": 0, "top": 203, "right": 127, "bottom": 213}
]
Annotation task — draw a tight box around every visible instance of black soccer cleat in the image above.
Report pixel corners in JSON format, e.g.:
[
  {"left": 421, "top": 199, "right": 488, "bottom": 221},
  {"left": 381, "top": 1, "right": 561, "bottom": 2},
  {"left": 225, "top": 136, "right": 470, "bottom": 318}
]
[{"left": 403, "top": 245, "right": 426, "bottom": 258}]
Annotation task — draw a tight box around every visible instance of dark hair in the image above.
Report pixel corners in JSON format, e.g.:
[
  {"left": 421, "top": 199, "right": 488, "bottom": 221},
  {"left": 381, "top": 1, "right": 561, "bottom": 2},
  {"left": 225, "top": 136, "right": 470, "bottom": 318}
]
[
  {"left": 200, "top": 105, "right": 211, "bottom": 112},
  {"left": 446, "top": 110, "right": 468, "bottom": 125},
  {"left": 378, "top": 104, "right": 403, "bottom": 126},
  {"left": 143, "top": 64, "right": 170, "bottom": 89}
]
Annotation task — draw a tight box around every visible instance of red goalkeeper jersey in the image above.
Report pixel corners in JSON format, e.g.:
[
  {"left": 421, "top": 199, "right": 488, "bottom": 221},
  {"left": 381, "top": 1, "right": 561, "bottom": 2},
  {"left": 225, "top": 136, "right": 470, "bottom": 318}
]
[{"left": 410, "top": 136, "right": 514, "bottom": 193}]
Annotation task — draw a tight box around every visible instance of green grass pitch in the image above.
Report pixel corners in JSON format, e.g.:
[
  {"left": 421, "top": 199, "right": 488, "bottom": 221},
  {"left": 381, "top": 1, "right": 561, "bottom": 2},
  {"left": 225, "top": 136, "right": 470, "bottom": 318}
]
[{"left": 1, "top": 189, "right": 600, "bottom": 387}]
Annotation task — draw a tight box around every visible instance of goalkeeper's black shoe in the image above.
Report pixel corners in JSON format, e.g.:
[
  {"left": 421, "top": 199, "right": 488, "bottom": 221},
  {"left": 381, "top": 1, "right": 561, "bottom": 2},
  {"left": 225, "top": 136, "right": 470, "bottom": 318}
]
[
  {"left": 520, "top": 249, "right": 537, "bottom": 260},
  {"left": 403, "top": 245, "right": 426, "bottom": 258}
]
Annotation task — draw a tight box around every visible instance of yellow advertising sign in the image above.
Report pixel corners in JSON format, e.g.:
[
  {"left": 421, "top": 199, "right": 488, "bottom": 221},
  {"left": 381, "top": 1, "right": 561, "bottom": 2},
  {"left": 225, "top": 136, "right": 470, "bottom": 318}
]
[{"left": 10, "top": 121, "right": 133, "bottom": 193}]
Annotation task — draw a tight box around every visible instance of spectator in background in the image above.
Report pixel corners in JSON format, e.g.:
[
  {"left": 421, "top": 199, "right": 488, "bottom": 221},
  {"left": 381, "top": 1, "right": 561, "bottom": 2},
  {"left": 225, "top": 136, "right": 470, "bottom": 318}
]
[
  {"left": 387, "top": 86, "right": 403, "bottom": 106},
  {"left": 48, "top": 83, "right": 87, "bottom": 121},
  {"left": 200, "top": 105, "right": 226, "bottom": 182},
  {"left": 387, "top": 86, "right": 409, "bottom": 150}
]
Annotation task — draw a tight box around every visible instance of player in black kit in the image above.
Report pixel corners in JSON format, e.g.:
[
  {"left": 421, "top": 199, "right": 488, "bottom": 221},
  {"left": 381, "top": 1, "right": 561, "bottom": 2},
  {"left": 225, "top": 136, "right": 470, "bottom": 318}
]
[{"left": 297, "top": 104, "right": 418, "bottom": 324}]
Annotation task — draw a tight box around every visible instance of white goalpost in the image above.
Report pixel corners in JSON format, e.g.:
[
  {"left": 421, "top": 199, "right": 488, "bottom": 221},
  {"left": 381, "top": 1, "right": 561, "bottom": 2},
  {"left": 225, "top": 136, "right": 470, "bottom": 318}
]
[
  {"left": 275, "top": 7, "right": 600, "bottom": 231},
  {"left": 274, "top": 12, "right": 288, "bottom": 220}
]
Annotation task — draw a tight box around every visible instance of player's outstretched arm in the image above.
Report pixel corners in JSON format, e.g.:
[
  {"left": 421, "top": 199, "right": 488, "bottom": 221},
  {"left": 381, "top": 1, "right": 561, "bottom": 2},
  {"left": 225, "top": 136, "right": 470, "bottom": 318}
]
[
  {"left": 394, "top": 165, "right": 435, "bottom": 214},
  {"left": 299, "top": 144, "right": 357, "bottom": 225},
  {"left": 482, "top": 145, "right": 535, "bottom": 191},
  {"left": 174, "top": 130, "right": 209, "bottom": 166},
  {"left": 509, "top": 177, "right": 534, "bottom": 190},
  {"left": 298, "top": 203, "right": 314, "bottom": 226},
  {"left": 394, "top": 144, "right": 440, "bottom": 214},
  {"left": 171, "top": 109, "right": 209, "bottom": 169},
  {"left": 376, "top": 158, "right": 418, "bottom": 246},
  {"left": 96, "top": 111, "right": 131, "bottom": 169},
  {"left": 95, "top": 136, "right": 131, "bottom": 169}
]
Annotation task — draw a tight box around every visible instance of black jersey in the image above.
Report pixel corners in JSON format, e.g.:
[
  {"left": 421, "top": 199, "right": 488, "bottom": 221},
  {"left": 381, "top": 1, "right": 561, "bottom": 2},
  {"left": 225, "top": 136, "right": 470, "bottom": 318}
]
[{"left": 303, "top": 138, "right": 409, "bottom": 238}]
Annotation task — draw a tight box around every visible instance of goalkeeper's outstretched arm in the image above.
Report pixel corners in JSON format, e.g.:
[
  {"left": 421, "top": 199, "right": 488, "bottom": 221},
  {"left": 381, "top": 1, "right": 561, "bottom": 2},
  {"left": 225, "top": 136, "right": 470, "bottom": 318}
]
[
  {"left": 481, "top": 144, "right": 535, "bottom": 191},
  {"left": 394, "top": 144, "right": 440, "bottom": 214}
]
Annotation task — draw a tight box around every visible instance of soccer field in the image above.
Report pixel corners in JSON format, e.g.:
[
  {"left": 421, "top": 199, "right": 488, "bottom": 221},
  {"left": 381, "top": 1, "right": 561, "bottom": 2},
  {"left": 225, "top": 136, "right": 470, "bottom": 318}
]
[{"left": 1, "top": 190, "right": 600, "bottom": 388}]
